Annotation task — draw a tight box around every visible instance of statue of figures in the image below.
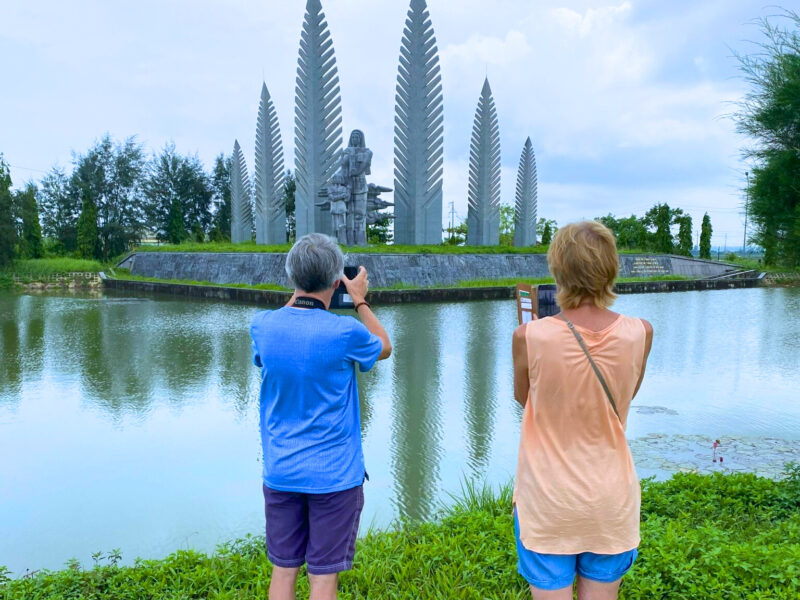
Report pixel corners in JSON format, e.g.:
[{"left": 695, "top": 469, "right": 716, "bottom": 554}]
[
  {"left": 326, "top": 169, "right": 349, "bottom": 245},
  {"left": 342, "top": 130, "right": 372, "bottom": 246}
]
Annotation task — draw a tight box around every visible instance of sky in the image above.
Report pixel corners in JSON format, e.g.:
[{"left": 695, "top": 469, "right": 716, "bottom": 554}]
[{"left": 0, "top": 0, "right": 792, "bottom": 248}]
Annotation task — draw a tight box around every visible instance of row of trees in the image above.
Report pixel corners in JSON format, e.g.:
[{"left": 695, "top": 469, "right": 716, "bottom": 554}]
[
  {"left": 39, "top": 135, "right": 237, "bottom": 261},
  {"left": 597, "top": 205, "right": 714, "bottom": 258},
  {"left": 735, "top": 11, "right": 800, "bottom": 267},
  {"left": 2, "top": 136, "right": 239, "bottom": 264}
]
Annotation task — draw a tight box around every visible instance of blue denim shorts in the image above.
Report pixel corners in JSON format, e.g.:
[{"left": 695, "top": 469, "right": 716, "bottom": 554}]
[{"left": 514, "top": 509, "right": 638, "bottom": 591}]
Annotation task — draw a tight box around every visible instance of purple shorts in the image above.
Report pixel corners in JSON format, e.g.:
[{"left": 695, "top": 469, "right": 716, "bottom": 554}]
[{"left": 262, "top": 484, "right": 364, "bottom": 575}]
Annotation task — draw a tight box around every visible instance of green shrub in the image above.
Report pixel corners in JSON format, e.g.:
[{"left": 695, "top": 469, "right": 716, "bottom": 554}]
[{"left": 2, "top": 469, "right": 798, "bottom": 599}]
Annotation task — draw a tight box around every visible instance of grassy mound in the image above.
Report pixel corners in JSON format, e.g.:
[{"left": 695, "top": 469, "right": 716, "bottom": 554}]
[{"left": 2, "top": 467, "right": 798, "bottom": 599}]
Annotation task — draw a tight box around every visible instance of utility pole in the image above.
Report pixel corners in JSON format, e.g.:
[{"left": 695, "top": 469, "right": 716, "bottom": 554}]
[
  {"left": 743, "top": 171, "right": 749, "bottom": 257},
  {"left": 724, "top": 233, "right": 727, "bottom": 253},
  {"left": 448, "top": 201, "right": 455, "bottom": 241}
]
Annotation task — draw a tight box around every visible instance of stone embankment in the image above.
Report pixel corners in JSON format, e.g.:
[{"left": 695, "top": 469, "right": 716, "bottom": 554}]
[
  {"left": 120, "top": 252, "right": 740, "bottom": 288},
  {"left": 102, "top": 273, "right": 763, "bottom": 307},
  {"left": 14, "top": 272, "right": 102, "bottom": 291}
]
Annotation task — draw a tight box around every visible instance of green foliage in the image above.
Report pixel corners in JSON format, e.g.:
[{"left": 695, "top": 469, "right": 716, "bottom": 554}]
[
  {"left": 499, "top": 204, "right": 515, "bottom": 246},
  {"left": 700, "top": 213, "right": 713, "bottom": 259},
  {"left": 0, "top": 156, "right": 16, "bottom": 266},
  {"left": 367, "top": 214, "right": 393, "bottom": 245},
  {"left": 537, "top": 218, "right": 557, "bottom": 246},
  {"left": 443, "top": 221, "right": 467, "bottom": 245},
  {"left": 38, "top": 167, "right": 79, "bottom": 253},
  {"left": 16, "top": 182, "right": 43, "bottom": 258},
  {"left": 597, "top": 214, "right": 649, "bottom": 251},
  {"left": 209, "top": 154, "right": 232, "bottom": 242},
  {"left": 71, "top": 135, "right": 148, "bottom": 260},
  {"left": 676, "top": 214, "right": 693, "bottom": 257},
  {"left": 145, "top": 143, "right": 213, "bottom": 244},
  {"left": 2, "top": 470, "right": 798, "bottom": 599},
  {"left": 0, "top": 258, "right": 107, "bottom": 278},
  {"left": 76, "top": 193, "right": 99, "bottom": 259},
  {"left": 735, "top": 11, "right": 800, "bottom": 267},
  {"left": 643, "top": 203, "right": 679, "bottom": 254}
]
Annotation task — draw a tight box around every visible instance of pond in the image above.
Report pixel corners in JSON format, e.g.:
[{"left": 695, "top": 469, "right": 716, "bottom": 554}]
[{"left": 1, "top": 287, "right": 799, "bottom": 574}]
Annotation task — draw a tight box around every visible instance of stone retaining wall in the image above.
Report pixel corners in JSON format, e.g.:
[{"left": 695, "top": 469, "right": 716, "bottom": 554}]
[{"left": 121, "top": 252, "right": 741, "bottom": 288}]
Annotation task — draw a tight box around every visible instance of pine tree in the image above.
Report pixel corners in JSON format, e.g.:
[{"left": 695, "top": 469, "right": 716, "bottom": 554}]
[
  {"left": 541, "top": 221, "right": 553, "bottom": 246},
  {"left": 700, "top": 213, "right": 713, "bottom": 259},
  {"left": 18, "top": 182, "right": 43, "bottom": 258},
  {"left": 677, "top": 214, "right": 693, "bottom": 257},
  {"left": 210, "top": 154, "right": 232, "bottom": 242},
  {"left": 76, "top": 197, "right": 99, "bottom": 259},
  {"left": 0, "top": 156, "right": 16, "bottom": 266}
]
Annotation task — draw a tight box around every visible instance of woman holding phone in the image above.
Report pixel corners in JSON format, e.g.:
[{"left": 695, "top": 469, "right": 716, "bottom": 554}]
[{"left": 511, "top": 221, "right": 654, "bottom": 600}]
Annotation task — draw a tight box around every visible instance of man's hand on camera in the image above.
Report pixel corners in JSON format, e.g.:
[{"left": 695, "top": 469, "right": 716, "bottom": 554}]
[{"left": 342, "top": 266, "right": 369, "bottom": 304}]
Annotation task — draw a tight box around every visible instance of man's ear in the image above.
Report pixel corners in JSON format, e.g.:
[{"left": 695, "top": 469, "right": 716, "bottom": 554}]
[{"left": 333, "top": 280, "right": 340, "bottom": 289}]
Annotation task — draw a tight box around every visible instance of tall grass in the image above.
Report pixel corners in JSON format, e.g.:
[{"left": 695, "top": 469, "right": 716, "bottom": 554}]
[
  {"left": 0, "top": 258, "right": 107, "bottom": 278},
  {"left": 2, "top": 468, "right": 798, "bottom": 599}
]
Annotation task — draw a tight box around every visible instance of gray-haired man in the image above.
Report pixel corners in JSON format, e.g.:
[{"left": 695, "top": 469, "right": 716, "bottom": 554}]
[{"left": 250, "top": 233, "right": 391, "bottom": 600}]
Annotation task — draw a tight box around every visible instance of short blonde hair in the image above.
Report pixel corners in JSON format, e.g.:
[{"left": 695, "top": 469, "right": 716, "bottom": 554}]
[{"left": 547, "top": 221, "right": 618, "bottom": 309}]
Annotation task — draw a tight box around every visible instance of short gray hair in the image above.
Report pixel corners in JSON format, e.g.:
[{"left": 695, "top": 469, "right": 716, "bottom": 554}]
[{"left": 285, "top": 233, "right": 344, "bottom": 293}]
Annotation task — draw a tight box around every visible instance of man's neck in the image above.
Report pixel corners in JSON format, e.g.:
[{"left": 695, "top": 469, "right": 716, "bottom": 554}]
[{"left": 289, "top": 289, "right": 334, "bottom": 310}]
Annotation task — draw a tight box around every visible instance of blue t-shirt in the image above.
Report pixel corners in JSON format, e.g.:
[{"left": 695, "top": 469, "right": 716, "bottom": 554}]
[{"left": 250, "top": 306, "right": 382, "bottom": 493}]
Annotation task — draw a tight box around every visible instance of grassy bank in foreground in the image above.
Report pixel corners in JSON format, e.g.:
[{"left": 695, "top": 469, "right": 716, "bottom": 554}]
[{"left": 3, "top": 469, "right": 798, "bottom": 599}]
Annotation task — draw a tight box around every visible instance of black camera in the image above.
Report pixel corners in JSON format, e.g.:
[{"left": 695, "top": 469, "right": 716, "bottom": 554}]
[{"left": 329, "top": 266, "right": 359, "bottom": 309}]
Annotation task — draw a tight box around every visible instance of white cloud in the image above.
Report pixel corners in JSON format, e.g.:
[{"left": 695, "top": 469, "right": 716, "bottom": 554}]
[{"left": 0, "top": 0, "right": 765, "bottom": 246}]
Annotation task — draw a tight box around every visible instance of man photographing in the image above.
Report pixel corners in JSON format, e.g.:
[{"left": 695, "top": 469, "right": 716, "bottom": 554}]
[{"left": 250, "top": 233, "right": 391, "bottom": 600}]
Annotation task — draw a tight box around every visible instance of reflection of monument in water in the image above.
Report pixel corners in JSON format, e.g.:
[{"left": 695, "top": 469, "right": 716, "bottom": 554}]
[
  {"left": 464, "top": 303, "right": 498, "bottom": 477},
  {"left": 228, "top": 0, "right": 541, "bottom": 247},
  {"left": 390, "top": 305, "right": 443, "bottom": 521}
]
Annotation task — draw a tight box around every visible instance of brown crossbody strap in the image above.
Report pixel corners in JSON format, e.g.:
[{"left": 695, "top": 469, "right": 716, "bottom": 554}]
[{"left": 560, "top": 316, "right": 620, "bottom": 420}]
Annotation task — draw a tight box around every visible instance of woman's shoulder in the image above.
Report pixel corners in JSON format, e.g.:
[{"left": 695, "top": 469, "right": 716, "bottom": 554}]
[{"left": 616, "top": 313, "right": 653, "bottom": 338}]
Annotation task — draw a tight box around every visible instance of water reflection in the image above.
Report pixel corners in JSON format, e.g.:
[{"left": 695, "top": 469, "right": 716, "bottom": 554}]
[
  {"left": 0, "top": 299, "right": 22, "bottom": 399},
  {"left": 390, "top": 304, "right": 443, "bottom": 521},
  {"left": 2, "top": 288, "right": 800, "bottom": 573},
  {"left": 464, "top": 302, "right": 498, "bottom": 477}
]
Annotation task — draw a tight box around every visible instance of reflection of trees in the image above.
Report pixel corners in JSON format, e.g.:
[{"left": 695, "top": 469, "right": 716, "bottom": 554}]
[
  {"left": 153, "top": 303, "right": 214, "bottom": 403},
  {"left": 0, "top": 297, "right": 22, "bottom": 400},
  {"left": 390, "top": 304, "right": 442, "bottom": 521},
  {"left": 215, "top": 308, "right": 257, "bottom": 418},
  {"left": 464, "top": 303, "right": 497, "bottom": 477}
]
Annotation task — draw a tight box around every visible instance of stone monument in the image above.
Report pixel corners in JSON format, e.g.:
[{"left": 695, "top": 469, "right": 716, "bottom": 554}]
[
  {"left": 466, "top": 78, "right": 501, "bottom": 246},
  {"left": 393, "top": 0, "right": 444, "bottom": 245},
  {"left": 341, "top": 130, "right": 372, "bottom": 246},
  {"left": 254, "top": 82, "right": 286, "bottom": 245},
  {"left": 230, "top": 140, "right": 253, "bottom": 243},
  {"left": 318, "top": 130, "right": 387, "bottom": 246},
  {"left": 513, "top": 137, "right": 538, "bottom": 246},
  {"left": 294, "top": 0, "right": 342, "bottom": 238}
]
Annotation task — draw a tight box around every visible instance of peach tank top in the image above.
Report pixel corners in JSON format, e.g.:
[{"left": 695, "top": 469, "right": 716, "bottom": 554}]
[{"left": 513, "top": 314, "right": 646, "bottom": 554}]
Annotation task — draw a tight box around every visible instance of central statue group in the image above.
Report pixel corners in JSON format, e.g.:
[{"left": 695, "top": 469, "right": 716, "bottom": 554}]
[{"left": 318, "top": 130, "right": 393, "bottom": 246}]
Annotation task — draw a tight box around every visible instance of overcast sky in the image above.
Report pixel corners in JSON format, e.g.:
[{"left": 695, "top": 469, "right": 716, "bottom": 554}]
[{"left": 0, "top": 0, "right": 787, "bottom": 247}]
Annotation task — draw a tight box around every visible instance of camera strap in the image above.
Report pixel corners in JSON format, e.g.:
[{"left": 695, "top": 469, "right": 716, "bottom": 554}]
[
  {"left": 293, "top": 296, "right": 327, "bottom": 310},
  {"left": 559, "top": 315, "right": 620, "bottom": 421}
]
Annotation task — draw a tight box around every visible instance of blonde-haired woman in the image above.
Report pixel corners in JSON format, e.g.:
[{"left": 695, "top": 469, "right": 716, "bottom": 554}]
[{"left": 512, "top": 221, "right": 654, "bottom": 600}]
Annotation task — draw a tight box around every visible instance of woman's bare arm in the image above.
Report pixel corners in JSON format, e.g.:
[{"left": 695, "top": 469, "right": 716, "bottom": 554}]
[
  {"left": 632, "top": 318, "right": 654, "bottom": 399},
  {"left": 512, "top": 323, "right": 530, "bottom": 407}
]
